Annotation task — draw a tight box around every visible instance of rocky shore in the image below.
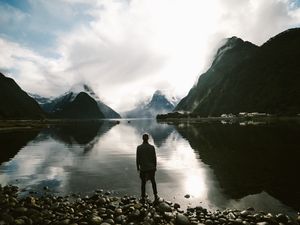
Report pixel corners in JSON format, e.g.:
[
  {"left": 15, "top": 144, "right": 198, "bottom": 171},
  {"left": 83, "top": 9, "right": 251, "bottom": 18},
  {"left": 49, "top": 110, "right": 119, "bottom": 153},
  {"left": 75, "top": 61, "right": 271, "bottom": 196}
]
[{"left": 0, "top": 185, "right": 299, "bottom": 225}]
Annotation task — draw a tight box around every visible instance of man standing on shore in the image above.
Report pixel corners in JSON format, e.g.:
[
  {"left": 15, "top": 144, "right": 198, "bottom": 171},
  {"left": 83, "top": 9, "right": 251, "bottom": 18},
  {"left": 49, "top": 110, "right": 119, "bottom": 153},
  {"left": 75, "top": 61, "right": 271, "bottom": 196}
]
[{"left": 136, "top": 133, "right": 159, "bottom": 203}]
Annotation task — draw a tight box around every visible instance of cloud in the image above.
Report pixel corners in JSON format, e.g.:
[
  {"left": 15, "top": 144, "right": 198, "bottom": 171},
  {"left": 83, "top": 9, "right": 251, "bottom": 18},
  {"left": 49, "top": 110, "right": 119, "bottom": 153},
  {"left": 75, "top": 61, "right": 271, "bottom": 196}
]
[
  {"left": 0, "top": 38, "right": 69, "bottom": 95},
  {"left": 0, "top": 0, "right": 300, "bottom": 111}
]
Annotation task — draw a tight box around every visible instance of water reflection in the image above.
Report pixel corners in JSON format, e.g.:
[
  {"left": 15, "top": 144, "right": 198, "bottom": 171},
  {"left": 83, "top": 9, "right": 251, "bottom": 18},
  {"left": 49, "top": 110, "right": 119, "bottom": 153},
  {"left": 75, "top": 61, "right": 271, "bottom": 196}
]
[
  {"left": 0, "top": 120, "right": 299, "bottom": 216},
  {"left": 0, "top": 130, "right": 40, "bottom": 164},
  {"left": 173, "top": 122, "right": 300, "bottom": 213}
]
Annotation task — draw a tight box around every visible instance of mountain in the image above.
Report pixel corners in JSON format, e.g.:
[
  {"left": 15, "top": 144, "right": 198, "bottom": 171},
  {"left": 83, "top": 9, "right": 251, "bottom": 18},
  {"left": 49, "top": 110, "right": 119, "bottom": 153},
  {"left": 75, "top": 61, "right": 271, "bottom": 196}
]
[
  {"left": 175, "top": 28, "right": 300, "bottom": 116},
  {"left": 124, "top": 90, "right": 179, "bottom": 118},
  {"left": 0, "top": 72, "right": 44, "bottom": 119},
  {"left": 34, "top": 84, "right": 121, "bottom": 119},
  {"left": 28, "top": 93, "right": 53, "bottom": 105},
  {"left": 50, "top": 92, "right": 104, "bottom": 119}
]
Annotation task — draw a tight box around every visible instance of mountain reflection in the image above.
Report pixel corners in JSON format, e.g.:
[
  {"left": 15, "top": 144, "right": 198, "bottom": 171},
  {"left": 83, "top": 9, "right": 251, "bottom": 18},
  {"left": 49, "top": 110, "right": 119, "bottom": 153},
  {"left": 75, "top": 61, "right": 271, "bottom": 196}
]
[
  {"left": 128, "top": 119, "right": 174, "bottom": 147},
  {"left": 173, "top": 122, "right": 300, "bottom": 211},
  {"left": 49, "top": 121, "right": 116, "bottom": 145},
  {"left": 48, "top": 121, "right": 117, "bottom": 153},
  {"left": 0, "top": 129, "right": 40, "bottom": 164},
  {"left": 0, "top": 120, "right": 299, "bottom": 215}
]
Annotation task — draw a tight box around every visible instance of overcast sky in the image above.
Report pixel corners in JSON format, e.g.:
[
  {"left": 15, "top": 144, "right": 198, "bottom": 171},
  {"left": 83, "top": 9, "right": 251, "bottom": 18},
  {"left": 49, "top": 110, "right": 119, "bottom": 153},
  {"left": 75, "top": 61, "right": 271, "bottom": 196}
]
[{"left": 0, "top": 0, "right": 300, "bottom": 111}]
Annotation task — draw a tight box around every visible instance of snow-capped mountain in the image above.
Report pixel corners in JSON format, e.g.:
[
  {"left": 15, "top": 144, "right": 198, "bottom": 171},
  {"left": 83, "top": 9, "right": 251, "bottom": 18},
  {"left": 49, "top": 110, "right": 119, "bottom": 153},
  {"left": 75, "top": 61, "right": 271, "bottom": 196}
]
[
  {"left": 32, "top": 84, "right": 121, "bottom": 118},
  {"left": 28, "top": 93, "right": 53, "bottom": 105},
  {"left": 123, "top": 90, "right": 180, "bottom": 118}
]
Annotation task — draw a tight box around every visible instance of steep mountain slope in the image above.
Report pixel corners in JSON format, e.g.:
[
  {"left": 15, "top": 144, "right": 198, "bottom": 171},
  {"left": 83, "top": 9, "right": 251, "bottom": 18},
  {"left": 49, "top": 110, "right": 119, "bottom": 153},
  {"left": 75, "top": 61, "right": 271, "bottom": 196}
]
[
  {"left": 51, "top": 92, "right": 104, "bottom": 119},
  {"left": 34, "top": 84, "right": 121, "bottom": 118},
  {"left": 124, "top": 90, "right": 178, "bottom": 118},
  {"left": 176, "top": 28, "right": 300, "bottom": 116},
  {"left": 0, "top": 72, "right": 44, "bottom": 119}
]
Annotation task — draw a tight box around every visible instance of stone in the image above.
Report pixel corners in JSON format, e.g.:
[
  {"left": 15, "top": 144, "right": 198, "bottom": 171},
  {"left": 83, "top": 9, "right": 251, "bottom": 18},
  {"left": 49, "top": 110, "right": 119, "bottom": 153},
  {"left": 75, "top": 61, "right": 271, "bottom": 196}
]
[
  {"left": 114, "top": 208, "right": 122, "bottom": 215},
  {"left": 174, "top": 203, "right": 181, "bottom": 209},
  {"left": 26, "top": 196, "right": 36, "bottom": 205},
  {"left": 115, "top": 215, "right": 126, "bottom": 223},
  {"left": 256, "top": 222, "right": 269, "bottom": 225},
  {"left": 104, "top": 218, "right": 114, "bottom": 224},
  {"left": 218, "top": 217, "right": 227, "bottom": 223},
  {"left": 157, "top": 202, "right": 172, "bottom": 213},
  {"left": 184, "top": 194, "right": 190, "bottom": 199},
  {"left": 228, "top": 212, "right": 236, "bottom": 219},
  {"left": 132, "top": 209, "right": 140, "bottom": 218},
  {"left": 43, "top": 186, "right": 49, "bottom": 191},
  {"left": 241, "top": 210, "right": 251, "bottom": 217},
  {"left": 98, "top": 198, "right": 107, "bottom": 205},
  {"left": 60, "top": 219, "right": 71, "bottom": 225},
  {"left": 254, "top": 214, "right": 262, "bottom": 220},
  {"left": 177, "top": 209, "right": 184, "bottom": 213},
  {"left": 236, "top": 218, "right": 243, "bottom": 224},
  {"left": 276, "top": 214, "right": 288, "bottom": 223},
  {"left": 134, "top": 203, "right": 143, "bottom": 209},
  {"left": 205, "top": 219, "right": 213, "bottom": 225},
  {"left": 1, "top": 214, "right": 14, "bottom": 224},
  {"left": 164, "top": 212, "right": 175, "bottom": 220},
  {"left": 14, "top": 219, "right": 25, "bottom": 225},
  {"left": 14, "top": 207, "right": 28, "bottom": 214},
  {"left": 175, "top": 213, "right": 191, "bottom": 225},
  {"left": 96, "top": 189, "right": 103, "bottom": 193},
  {"left": 90, "top": 216, "right": 103, "bottom": 225}
]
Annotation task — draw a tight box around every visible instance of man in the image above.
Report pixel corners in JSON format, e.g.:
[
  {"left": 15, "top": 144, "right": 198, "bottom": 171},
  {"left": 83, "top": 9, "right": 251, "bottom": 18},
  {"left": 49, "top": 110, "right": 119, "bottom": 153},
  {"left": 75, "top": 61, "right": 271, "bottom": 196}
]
[{"left": 136, "top": 133, "right": 158, "bottom": 203}]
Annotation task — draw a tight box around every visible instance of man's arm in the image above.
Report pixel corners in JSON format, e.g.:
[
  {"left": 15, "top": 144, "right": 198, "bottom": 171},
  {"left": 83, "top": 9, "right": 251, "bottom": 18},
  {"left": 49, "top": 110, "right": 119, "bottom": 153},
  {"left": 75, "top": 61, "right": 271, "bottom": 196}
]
[
  {"left": 136, "top": 147, "right": 140, "bottom": 171},
  {"left": 153, "top": 146, "right": 157, "bottom": 168}
]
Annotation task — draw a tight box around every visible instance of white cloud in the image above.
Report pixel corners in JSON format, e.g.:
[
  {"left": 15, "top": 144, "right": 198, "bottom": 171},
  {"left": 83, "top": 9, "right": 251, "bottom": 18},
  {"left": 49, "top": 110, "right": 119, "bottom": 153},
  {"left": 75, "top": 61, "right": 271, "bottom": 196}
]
[
  {"left": 1, "top": 0, "right": 300, "bottom": 111},
  {"left": 0, "top": 38, "right": 68, "bottom": 95}
]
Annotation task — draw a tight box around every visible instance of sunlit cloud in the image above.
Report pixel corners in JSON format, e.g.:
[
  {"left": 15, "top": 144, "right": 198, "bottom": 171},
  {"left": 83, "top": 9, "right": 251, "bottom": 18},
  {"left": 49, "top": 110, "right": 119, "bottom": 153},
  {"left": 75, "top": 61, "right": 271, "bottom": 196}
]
[{"left": 0, "top": 0, "right": 300, "bottom": 111}]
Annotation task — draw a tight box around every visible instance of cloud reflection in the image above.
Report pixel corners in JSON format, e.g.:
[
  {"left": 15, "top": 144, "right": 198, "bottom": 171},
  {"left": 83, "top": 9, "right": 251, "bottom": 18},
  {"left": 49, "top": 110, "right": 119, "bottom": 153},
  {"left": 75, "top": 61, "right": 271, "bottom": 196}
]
[{"left": 0, "top": 120, "right": 298, "bottom": 215}]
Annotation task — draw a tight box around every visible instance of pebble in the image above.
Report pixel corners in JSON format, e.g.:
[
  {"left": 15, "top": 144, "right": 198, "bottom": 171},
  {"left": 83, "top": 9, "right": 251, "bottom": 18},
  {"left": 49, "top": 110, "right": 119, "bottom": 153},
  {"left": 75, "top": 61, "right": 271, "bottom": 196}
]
[
  {"left": 0, "top": 185, "right": 298, "bottom": 225},
  {"left": 205, "top": 219, "right": 214, "bottom": 225},
  {"left": 241, "top": 210, "right": 251, "bottom": 217},
  {"left": 175, "top": 213, "right": 191, "bottom": 225},
  {"left": 276, "top": 213, "right": 288, "bottom": 223},
  {"left": 14, "top": 219, "right": 25, "bottom": 225},
  {"left": 184, "top": 194, "right": 191, "bottom": 199},
  {"left": 60, "top": 219, "right": 71, "bottom": 225},
  {"left": 90, "top": 216, "right": 103, "bottom": 225},
  {"left": 256, "top": 222, "right": 268, "bottom": 225},
  {"left": 174, "top": 203, "right": 181, "bottom": 209},
  {"left": 157, "top": 202, "right": 172, "bottom": 213}
]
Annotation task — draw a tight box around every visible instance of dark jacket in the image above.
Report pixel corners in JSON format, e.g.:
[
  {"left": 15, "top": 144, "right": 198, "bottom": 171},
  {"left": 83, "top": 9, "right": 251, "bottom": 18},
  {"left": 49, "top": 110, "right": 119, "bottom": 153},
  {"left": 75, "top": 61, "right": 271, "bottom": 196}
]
[{"left": 136, "top": 142, "right": 157, "bottom": 172}]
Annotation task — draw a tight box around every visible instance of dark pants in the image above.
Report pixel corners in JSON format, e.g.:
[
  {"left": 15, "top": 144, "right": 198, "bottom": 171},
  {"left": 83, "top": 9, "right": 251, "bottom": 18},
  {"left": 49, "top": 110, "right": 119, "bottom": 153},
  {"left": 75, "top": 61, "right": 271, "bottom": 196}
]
[{"left": 140, "top": 170, "right": 157, "bottom": 198}]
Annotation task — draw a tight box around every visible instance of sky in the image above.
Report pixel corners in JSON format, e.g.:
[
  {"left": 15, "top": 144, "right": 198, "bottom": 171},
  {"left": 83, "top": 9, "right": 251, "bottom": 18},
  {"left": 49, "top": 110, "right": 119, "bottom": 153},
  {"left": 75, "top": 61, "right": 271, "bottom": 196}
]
[{"left": 0, "top": 0, "right": 300, "bottom": 111}]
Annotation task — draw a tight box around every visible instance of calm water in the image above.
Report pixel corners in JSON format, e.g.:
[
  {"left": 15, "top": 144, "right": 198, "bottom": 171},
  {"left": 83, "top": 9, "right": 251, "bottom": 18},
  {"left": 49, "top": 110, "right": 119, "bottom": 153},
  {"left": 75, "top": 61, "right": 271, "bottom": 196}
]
[{"left": 0, "top": 119, "right": 299, "bottom": 216}]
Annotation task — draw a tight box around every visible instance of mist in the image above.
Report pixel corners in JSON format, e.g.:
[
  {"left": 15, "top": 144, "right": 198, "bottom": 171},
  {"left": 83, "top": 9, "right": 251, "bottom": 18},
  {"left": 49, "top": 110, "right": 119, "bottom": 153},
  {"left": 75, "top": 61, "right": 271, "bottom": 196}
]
[{"left": 0, "top": 0, "right": 299, "bottom": 111}]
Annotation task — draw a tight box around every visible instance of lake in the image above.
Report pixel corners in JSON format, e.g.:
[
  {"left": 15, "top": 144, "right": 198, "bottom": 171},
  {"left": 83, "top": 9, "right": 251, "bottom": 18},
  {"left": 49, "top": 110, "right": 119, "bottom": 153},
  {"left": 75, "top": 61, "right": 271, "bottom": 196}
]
[{"left": 0, "top": 119, "right": 299, "bottom": 216}]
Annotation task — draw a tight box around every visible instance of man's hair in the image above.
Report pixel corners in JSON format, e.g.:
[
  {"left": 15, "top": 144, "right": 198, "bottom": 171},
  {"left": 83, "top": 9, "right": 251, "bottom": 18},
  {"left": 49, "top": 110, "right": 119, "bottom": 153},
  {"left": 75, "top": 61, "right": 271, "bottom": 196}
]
[{"left": 142, "top": 133, "right": 149, "bottom": 142}]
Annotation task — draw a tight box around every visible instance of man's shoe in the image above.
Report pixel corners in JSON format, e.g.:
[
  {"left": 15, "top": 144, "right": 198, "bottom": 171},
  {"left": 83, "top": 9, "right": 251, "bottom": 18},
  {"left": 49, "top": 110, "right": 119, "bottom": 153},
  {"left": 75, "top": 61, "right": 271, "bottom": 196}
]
[{"left": 153, "top": 195, "right": 160, "bottom": 205}]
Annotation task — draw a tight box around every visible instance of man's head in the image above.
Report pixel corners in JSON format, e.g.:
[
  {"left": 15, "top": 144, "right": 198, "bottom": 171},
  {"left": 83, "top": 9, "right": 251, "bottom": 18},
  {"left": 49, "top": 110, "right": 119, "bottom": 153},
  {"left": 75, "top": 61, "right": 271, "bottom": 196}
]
[{"left": 142, "top": 133, "right": 149, "bottom": 142}]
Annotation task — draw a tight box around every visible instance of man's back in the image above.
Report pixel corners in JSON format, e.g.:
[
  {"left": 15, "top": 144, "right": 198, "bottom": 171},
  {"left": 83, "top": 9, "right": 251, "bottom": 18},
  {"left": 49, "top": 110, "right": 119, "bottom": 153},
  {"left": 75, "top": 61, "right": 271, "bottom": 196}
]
[{"left": 136, "top": 143, "right": 156, "bottom": 172}]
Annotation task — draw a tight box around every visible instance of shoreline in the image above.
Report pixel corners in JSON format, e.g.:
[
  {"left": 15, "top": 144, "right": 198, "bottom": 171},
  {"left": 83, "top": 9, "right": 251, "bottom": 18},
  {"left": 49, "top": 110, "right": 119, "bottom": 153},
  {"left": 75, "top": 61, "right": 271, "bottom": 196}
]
[
  {"left": 0, "top": 119, "right": 118, "bottom": 132},
  {"left": 0, "top": 185, "right": 299, "bottom": 225},
  {"left": 156, "top": 116, "right": 300, "bottom": 125},
  {"left": 0, "top": 116, "right": 300, "bottom": 132}
]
